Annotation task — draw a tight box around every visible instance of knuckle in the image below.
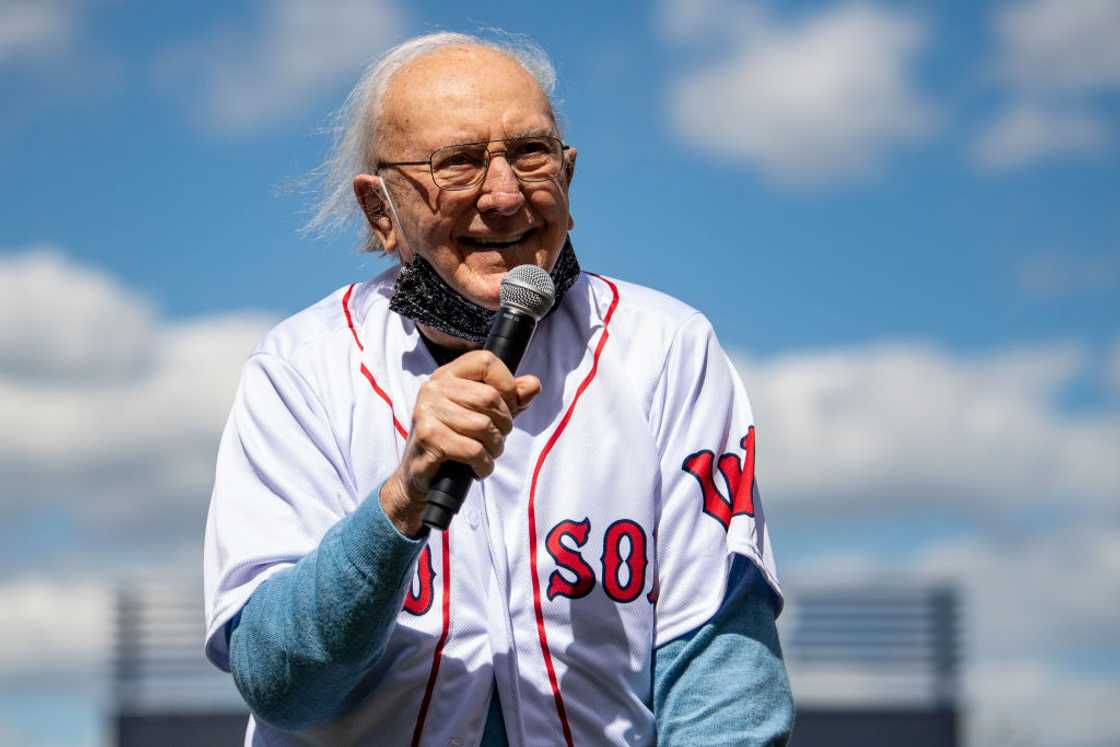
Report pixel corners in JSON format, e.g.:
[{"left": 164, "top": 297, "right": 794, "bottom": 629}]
[
  {"left": 488, "top": 422, "right": 505, "bottom": 444},
  {"left": 486, "top": 388, "right": 504, "bottom": 408},
  {"left": 414, "top": 420, "right": 437, "bottom": 444},
  {"left": 415, "top": 441, "right": 444, "bottom": 465},
  {"left": 470, "top": 412, "right": 491, "bottom": 432}
]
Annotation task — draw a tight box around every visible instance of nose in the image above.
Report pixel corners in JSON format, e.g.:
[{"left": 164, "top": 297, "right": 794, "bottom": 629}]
[{"left": 475, "top": 152, "right": 525, "bottom": 216}]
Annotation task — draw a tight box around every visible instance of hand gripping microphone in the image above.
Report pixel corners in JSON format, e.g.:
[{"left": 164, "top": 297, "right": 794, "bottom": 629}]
[{"left": 421, "top": 264, "right": 556, "bottom": 530}]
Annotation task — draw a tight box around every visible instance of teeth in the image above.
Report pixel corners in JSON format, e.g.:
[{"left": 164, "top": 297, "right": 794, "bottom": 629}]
[{"left": 466, "top": 235, "right": 524, "bottom": 246}]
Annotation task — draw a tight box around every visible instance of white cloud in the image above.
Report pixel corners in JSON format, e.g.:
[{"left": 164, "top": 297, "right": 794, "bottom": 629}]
[
  {"left": 0, "top": 249, "right": 276, "bottom": 551},
  {"left": 973, "top": 104, "right": 1111, "bottom": 170},
  {"left": 733, "top": 340, "right": 1120, "bottom": 516},
  {"left": 783, "top": 526, "right": 1120, "bottom": 747},
  {"left": 0, "top": 249, "right": 156, "bottom": 381},
  {"left": 663, "top": 1, "right": 937, "bottom": 184},
  {"left": 917, "top": 528, "right": 1120, "bottom": 662},
  {"left": 0, "top": 1, "right": 76, "bottom": 65},
  {"left": 0, "top": 723, "right": 99, "bottom": 747},
  {"left": 156, "top": 0, "right": 406, "bottom": 134},
  {"left": 966, "top": 662, "right": 1120, "bottom": 747},
  {"left": 976, "top": 0, "right": 1120, "bottom": 171},
  {"left": 657, "top": 0, "right": 766, "bottom": 44},
  {"left": 994, "top": 0, "right": 1120, "bottom": 95},
  {"left": 0, "top": 250, "right": 272, "bottom": 737},
  {"left": 0, "top": 578, "right": 109, "bottom": 680},
  {"left": 785, "top": 526, "right": 1120, "bottom": 663}
]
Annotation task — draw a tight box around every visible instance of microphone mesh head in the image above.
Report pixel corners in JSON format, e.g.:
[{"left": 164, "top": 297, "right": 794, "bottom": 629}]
[{"left": 500, "top": 264, "right": 556, "bottom": 319}]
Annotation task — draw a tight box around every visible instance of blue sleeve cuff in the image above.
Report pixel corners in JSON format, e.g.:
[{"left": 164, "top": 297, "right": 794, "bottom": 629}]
[
  {"left": 339, "top": 485, "right": 429, "bottom": 588},
  {"left": 653, "top": 556, "right": 795, "bottom": 745}
]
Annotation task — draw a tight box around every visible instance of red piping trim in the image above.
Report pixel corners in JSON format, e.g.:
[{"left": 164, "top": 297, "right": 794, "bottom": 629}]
[
  {"left": 342, "top": 282, "right": 451, "bottom": 744},
  {"left": 359, "top": 364, "right": 409, "bottom": 441},
  {"left": 342, "top": 284, "right": 408, "bottom": 440},
  {"left": 342, "top": 283, "right": 364, "bottom": 351},
  {"left": 526, "top": 273, "right": 619, "bottom": 747},
  {"left": 411, "top": 529, "right": 452, "bottom": 746}
]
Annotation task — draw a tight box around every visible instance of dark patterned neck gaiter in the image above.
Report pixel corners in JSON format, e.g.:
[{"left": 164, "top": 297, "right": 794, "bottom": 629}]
[{"left": 389, "top": 236, "right": 581, "bottom": 345}]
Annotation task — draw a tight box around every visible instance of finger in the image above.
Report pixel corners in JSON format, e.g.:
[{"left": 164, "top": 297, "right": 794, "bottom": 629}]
[
  {"left": 409, "top": 420, "right": 496, "bottom": 480},
  {"left": 439, "top": 378, "right": 514, "bottom": 435},
  {"left": 435, "top": 430, "right": 495, "bottom": 478},
  {"left": 441, "top": 350, "right": 519, "bottom": 412},
  {"left": 432, "top": 400, "right": 504, "bottom": 458},
  {"left": 513, "top": 375, "right": 541, "bottom": 413}
]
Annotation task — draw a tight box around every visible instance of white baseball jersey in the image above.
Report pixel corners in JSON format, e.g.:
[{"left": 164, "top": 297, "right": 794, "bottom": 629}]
[{"left": 203, "top": 268, "right": 781, "bottom": 746}]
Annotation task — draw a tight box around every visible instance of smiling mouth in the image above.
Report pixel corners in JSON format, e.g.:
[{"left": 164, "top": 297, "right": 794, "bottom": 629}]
[{"left": 460, "top": 229, "right": 535, "bottom": 249}]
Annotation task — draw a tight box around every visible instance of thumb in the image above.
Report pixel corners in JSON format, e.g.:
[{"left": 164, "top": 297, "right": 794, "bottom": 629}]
[{"left": 513, "top": 375, "right": 542, "bottom": 413}]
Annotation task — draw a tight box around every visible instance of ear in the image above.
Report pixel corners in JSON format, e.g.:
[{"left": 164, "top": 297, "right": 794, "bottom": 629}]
[
  {"left": 563, "top": 148, "right": 577, "bottom": 230},
  {"left": 352, "top": 174, "right": 398, "bottom": 253},
  {"left": 563, "top": 147, "right": 577, "bottom": 187}
]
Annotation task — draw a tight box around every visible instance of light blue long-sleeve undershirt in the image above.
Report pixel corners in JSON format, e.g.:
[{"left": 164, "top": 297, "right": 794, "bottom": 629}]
[{"left": 227, "top": 494, "right": 794, "bottom": 744}]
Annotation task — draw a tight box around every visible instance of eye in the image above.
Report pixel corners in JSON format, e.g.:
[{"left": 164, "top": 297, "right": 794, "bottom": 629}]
[
  {"left": 512, "top": 139, "right": 551, "bottom": 157},
  {"left": 435, "top": 149, "right": 485, "bottom": 171}
]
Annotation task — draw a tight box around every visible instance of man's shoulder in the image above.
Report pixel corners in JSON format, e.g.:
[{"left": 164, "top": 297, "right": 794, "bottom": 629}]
[
  {"left": 252, "top": 267, "right": 396, "bottom": 362},
  {"left": 577, "top": 272, "right": 706, "bottom": 342}
]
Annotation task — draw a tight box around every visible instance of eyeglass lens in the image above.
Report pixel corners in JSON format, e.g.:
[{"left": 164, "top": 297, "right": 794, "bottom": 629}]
[{"left": 430, "top": 137, "right": 563, "bottom": 190}]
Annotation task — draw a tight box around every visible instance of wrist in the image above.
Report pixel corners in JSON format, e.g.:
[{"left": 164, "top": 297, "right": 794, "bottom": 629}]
[{"left": 379, "top": 472, "right": 426, "bottom": 538}]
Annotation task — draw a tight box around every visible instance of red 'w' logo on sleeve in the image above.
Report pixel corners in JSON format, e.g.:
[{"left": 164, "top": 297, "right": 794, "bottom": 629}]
[{"left": 681, "top": 426, "right": 756, "bottom": 530}]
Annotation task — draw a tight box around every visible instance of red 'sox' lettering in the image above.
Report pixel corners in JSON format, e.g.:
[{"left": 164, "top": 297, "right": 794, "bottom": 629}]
[
  {"left": 403, "top": 545, "right": 435, "bottom": 616},
  {"left": 600, "top": 519, "right": 648, "bottom": 603},
  {"left": 545, "top": 518, "right": 596, "bottom": 600}
]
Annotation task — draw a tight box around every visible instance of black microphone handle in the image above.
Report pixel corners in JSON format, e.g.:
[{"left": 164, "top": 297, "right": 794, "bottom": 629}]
[{"left": 422, "top": 307, "right": 537, "bottom": 530}]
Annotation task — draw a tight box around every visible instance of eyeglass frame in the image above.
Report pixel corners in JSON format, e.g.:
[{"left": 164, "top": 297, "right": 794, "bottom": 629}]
[{"left": 376, "top": 134, "right": 572, "bottom": 192}]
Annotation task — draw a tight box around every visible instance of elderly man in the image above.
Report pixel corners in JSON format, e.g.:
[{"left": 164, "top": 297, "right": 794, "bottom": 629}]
[{"left": 204, "top": 32, "right": 793, "bottom": 746}]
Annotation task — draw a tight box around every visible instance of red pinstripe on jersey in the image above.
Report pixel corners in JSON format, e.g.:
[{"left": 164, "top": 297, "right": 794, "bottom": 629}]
[
  {"left": 343, "top": 284, "right": 409, "bottom": 439},
  {"left": 526, "top": 273, "right": 619, "bottom": 747},
  {"left": 411, "top": 528, "right": 451, "bottom": 746},
  {"left": 342, "top": 283, "right": 364, "bottom": 351},
  {"left": 358, "top": 363, "right": 409, "bottom": 440},
  {"left": 342, "top": 282, "right": 452, "bottom": 746}
]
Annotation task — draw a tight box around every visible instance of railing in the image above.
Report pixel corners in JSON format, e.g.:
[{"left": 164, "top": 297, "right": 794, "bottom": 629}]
[
  {"left": 113, "top": 580, "right": 243, "bottom": 714},
  {"left": 781, "top": 584, "right": 961, "bottom": 708}
]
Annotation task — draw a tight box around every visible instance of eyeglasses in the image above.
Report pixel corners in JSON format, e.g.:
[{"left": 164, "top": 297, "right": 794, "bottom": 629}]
[{"left": 378, "top": 135, "right": 571, "bottom": 191}]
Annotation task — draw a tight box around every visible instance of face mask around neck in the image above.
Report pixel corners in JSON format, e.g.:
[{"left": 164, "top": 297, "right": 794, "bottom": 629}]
[{"left": 389, "top": 236, "right": 581, "bottom": 345}]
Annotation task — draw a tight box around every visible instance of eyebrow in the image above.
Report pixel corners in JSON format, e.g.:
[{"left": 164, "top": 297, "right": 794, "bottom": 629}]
[
  {"left": 507, "top": 128, "right": 555, "bottom": 140},
  {"left": 445, "top": 129, "right": 559, "bottom": 149}
]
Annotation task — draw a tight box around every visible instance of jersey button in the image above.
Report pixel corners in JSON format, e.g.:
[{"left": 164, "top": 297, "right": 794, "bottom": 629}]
[{"left": 467, "top": 509, "right": 481, "bottom": 529}]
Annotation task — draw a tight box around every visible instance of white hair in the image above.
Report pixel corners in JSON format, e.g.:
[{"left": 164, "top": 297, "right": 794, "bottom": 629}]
[{"left": 305, "top": 31, "right": 562, "bottom": 253}]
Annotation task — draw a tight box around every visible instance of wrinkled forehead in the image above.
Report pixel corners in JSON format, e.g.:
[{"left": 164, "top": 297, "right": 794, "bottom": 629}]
[{"left": 378, "top": 45, "right": 557, "bottom": 156}]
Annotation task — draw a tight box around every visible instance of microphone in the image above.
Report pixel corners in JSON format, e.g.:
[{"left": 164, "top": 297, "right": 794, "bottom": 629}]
[{"left": 421, "top": 265, "right": 557, "bottom": 530}]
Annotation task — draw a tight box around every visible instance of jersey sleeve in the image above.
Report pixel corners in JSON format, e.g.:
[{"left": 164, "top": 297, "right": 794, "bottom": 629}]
[
  {"left": 203, "top": 352, "right": 359, "bottom": 671},
  {"left": 649, "top": 313, "right": 782, "bottom": 648}
]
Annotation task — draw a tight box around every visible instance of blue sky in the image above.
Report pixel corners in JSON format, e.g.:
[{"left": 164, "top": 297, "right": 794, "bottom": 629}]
[{"left": 1, "top": 1, "right": 1117, "bottom": 745}]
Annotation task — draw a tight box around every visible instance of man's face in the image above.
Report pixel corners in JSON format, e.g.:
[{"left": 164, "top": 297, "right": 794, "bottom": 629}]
[{"left": 356, "top": 46, "right": 575, "bottom": 310}]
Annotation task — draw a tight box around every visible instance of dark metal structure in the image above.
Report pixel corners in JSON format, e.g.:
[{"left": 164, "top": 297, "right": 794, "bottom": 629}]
[
  {"left": 113, "top": 581, "right": 247, "bottom": 747},
  {"left": 782, "top": 584, "right": 961, "bottom": 746}
]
